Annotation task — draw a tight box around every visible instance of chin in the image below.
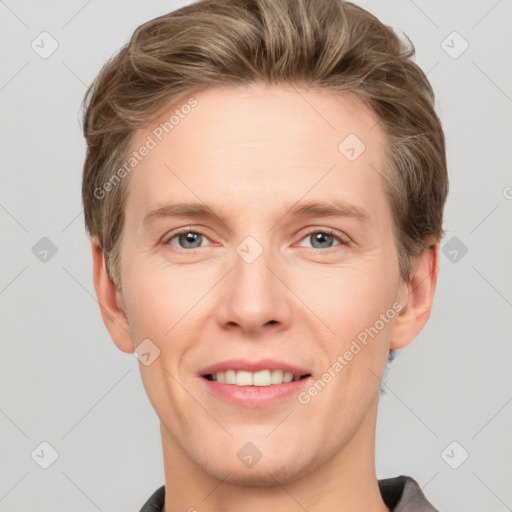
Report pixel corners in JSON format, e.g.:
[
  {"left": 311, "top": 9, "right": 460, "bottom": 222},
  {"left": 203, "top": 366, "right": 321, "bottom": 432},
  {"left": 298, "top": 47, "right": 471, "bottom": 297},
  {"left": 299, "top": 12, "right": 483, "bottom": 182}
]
[{"left": 197, "top": 448, "right": 316, "bottom": 487}]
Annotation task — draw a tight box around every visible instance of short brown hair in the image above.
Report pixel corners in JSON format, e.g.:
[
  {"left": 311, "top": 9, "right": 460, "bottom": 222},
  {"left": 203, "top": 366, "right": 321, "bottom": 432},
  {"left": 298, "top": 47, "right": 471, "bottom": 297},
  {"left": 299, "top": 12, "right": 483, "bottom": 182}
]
[{"left": 82, "top": 0, "right": 448, "bottom": 295}]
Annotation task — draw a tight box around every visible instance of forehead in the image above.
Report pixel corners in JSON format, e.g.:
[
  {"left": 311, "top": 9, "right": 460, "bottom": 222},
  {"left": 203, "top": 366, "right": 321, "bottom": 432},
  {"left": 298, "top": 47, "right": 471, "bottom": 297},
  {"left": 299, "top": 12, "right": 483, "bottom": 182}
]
[{"left": 125, "top": 83, "right": 388, "bottom": 221}]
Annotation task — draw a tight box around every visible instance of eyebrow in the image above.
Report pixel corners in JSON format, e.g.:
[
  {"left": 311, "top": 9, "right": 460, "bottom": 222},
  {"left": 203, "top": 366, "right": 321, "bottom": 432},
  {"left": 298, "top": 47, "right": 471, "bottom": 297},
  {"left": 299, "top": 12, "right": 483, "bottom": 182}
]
[{"left": 142, "top": 199, "right": 369, "bottom": 228}]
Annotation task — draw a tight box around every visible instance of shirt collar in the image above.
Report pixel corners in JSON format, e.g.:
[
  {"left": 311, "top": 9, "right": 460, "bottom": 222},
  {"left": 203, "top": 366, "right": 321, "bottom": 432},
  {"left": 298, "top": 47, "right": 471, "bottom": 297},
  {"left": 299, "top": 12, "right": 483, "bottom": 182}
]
[{"left": 139, "top": 475, "right": 439, "bottom": 512}]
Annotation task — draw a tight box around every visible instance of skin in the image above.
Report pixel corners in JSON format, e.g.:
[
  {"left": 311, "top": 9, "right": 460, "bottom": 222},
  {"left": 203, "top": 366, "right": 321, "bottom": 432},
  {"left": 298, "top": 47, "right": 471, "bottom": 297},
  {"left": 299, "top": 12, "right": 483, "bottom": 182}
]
[{"left": 91, "top": 83, "right": 439, "bottom": 512}]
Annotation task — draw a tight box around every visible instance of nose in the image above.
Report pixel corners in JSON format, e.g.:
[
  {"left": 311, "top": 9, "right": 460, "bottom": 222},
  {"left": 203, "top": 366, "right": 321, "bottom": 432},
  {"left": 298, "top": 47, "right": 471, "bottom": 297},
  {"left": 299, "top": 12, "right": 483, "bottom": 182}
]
[{"left": 215, "top": 239, "right": 293, "bottom": 336}]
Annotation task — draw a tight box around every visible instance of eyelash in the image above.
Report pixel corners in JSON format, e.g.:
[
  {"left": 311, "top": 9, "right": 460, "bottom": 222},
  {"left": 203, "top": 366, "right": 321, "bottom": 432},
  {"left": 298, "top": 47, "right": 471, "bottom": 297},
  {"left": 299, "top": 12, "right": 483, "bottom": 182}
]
[{"left": 163, "top": 227, "right": 349, "bottom": 252}]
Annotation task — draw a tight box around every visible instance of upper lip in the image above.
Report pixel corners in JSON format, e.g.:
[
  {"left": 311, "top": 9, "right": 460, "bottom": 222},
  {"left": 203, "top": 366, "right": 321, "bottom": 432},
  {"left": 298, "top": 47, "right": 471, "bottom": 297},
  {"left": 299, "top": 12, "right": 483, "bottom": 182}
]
[{"left": 199, "top": 359, "right": 312, "bottom": 378}]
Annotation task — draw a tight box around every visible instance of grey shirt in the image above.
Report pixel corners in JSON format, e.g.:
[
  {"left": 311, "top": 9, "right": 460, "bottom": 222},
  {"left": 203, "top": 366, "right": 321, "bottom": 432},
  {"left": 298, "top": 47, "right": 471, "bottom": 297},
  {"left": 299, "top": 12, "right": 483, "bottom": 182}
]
[{"left": 139, "top": 475, "right": 439, "bottom": 511}]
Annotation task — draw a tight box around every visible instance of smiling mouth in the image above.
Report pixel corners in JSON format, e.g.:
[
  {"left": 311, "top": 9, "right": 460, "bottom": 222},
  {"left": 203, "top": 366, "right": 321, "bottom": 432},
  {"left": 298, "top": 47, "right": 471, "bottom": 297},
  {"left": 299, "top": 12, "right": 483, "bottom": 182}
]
[{"left": 202, "top": 369, "right": 311, "bottom": 386}]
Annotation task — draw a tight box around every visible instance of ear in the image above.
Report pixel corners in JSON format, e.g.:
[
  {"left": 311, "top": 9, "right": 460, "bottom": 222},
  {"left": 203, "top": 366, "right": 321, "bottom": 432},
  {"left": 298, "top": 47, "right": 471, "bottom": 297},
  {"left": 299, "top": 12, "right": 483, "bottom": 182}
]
[
  {"left": 390, "top": 240, "right": 439, "bottom": 350},
  {"left": 90, "top": 236, "right": 134, "bottom": 354}
]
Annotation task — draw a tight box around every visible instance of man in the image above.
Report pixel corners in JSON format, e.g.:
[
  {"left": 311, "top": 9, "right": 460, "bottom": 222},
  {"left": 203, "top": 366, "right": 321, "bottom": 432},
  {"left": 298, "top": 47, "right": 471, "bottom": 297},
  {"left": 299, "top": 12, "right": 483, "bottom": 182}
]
[{"left": 81, "top": 0, "right": 448, "bottom": 510}]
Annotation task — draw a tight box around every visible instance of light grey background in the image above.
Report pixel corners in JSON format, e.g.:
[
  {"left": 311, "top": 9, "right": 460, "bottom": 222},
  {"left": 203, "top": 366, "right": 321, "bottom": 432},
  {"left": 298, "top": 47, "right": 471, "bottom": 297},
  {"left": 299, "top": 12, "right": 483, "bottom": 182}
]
[{"left": 1, "top": 1, "right": 511, "bottom": 511}]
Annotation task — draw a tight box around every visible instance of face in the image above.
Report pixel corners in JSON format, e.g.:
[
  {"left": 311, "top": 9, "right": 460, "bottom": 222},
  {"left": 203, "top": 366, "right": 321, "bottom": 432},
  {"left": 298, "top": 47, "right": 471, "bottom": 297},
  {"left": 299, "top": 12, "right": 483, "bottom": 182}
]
[{"left": 112, "top": 83, "right": 412, "bottom": 485}]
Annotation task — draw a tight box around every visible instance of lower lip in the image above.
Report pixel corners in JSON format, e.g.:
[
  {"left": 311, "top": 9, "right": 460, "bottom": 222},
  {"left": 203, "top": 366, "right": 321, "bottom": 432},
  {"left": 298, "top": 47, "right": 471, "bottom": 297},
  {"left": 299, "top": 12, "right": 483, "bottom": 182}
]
[{"left": 201, "top": 376, "right": 312, "bottom": 407}]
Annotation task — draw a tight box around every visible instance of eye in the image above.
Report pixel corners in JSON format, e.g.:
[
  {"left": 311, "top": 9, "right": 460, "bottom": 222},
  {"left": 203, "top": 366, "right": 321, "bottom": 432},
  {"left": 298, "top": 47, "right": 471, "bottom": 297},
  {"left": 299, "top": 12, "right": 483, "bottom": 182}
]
[
  {"left": 163, "top": 227, "right": 348, "bottom": 251},
  {"left": 297, "top": 228, "right": 347, "bottom": 250},
  {"left": 165, "top": 229, "right": 210, "bottom": 250}
]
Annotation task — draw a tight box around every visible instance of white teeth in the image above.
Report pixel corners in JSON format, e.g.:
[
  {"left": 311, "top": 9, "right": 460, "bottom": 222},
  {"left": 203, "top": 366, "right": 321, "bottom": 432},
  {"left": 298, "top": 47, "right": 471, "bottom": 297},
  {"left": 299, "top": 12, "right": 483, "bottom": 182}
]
[
  {"left": 235, "top": 370, "right": 253, "bottom": 386},
  {"left": 253, "top": 370, "right": 272, "bottom": 386},
  {"left": 271, "top": 369, "right": 283, "bottom": 384},
  {"left": 225, "top": 369, "right": 236, "bottom": 384},
  {"left": 212, "top": 369, "right": 300, "bottom": 386}
]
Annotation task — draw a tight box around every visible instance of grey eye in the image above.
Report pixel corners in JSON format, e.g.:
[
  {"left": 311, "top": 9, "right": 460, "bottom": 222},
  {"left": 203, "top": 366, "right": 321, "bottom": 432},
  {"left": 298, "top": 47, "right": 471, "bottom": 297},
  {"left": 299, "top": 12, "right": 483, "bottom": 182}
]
[
  {"left": 301, "top": 231, "right": 341, "bottom": 249},
  {"left": 170, "top": 231, "right": 206, "bottom": 249}
]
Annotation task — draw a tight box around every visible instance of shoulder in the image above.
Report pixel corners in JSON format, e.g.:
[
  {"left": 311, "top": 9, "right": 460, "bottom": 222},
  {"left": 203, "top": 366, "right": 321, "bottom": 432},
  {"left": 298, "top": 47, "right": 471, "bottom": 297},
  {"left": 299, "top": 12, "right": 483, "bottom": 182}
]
[
  {"left": 138, "top": 484, "right": 165, "bottom": 512},
  {"left": 378, "top": 475, "right": 440, "bottom": 511}
]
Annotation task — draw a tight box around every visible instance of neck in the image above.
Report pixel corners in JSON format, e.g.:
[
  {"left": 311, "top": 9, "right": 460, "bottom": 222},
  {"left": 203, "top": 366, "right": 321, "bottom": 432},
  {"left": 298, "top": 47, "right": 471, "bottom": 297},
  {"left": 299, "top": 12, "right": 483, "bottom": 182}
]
[{"left": 161, "top": 394, "right": 389, "bottom": 512}]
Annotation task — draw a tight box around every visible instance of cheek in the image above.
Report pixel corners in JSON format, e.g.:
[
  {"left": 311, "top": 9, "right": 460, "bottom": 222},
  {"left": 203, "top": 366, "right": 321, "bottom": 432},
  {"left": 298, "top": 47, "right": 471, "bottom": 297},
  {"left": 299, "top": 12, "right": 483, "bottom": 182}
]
[
  {"left": 121, "top": 258, "right": 218, "bottom": 354},
  {"left": 294, "top": 261, "right": 397, "bottom": 339}
]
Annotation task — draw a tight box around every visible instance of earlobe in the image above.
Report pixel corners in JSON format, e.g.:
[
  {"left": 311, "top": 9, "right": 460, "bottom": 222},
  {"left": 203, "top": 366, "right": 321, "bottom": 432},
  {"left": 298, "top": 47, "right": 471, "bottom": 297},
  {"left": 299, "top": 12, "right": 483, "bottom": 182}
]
[
  {"left": 390, "top": 241, "right": 439, "bottom": 350},
  {"left": 90, "top": 236, "right": 134, "bottom": 354}
]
